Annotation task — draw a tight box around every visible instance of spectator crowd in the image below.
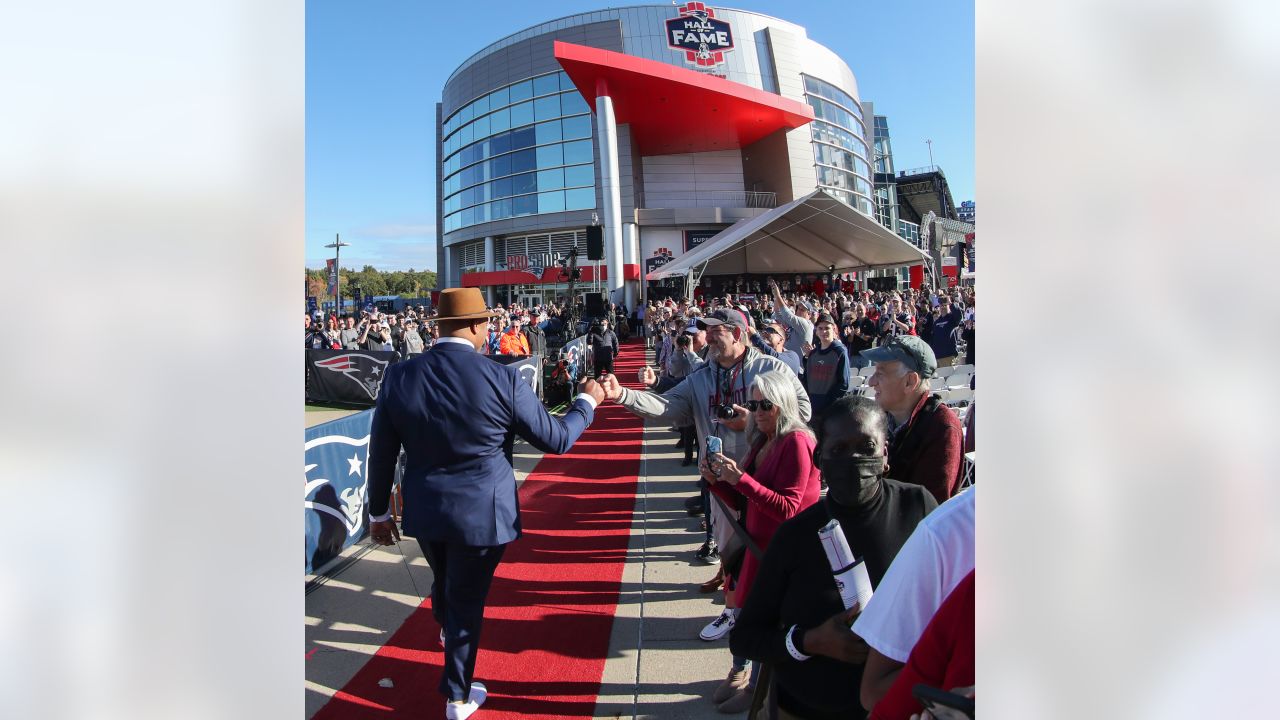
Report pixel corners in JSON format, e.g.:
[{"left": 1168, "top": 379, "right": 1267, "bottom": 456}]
[{"left": 602, "top": 277, "right": 975, "bottom": 719}]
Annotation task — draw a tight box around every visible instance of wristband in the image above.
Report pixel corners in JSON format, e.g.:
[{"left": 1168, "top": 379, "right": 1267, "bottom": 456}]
[{"left": 784, "top": 625, "right": 811, "bottom": 662}]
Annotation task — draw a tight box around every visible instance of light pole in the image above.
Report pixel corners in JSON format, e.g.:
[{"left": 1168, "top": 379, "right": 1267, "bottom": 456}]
[
  {"left": 325, "top": 234, "right": 349, "bottom": 315},
  {"left": 925, "top": 139, "right": 934, "bottom": 170}
]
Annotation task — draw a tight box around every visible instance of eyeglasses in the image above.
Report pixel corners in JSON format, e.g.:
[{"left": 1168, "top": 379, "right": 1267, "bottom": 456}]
[{"left": 745, "top": 399, "right": 775, "bottom": 412}]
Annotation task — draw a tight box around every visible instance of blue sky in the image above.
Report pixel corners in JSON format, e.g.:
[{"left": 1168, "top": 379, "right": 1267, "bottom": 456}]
[{"left": 306, "top": 0, "right": 974, "bottom": 271}]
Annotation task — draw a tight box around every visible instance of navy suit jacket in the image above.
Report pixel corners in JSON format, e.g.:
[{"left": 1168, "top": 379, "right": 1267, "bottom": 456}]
[{"left": 366, "top": 341, "right": 595, "bottom": 546}]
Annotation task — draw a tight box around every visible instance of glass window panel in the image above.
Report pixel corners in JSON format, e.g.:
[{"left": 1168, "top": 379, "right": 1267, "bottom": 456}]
[
  {"left": 471, "top": 114, "right": 490, "bottom": 139},
  {"left": 561, "top": 91, "right": 589, "bottom": 116},
  {"left": 489, "top": 107, "right": 509, "bottom": 133},
  {"left": 562, "top": 139, "right": 593, "bottom": 165},
  {"left": 493, "top": 197, "right": 511, "bottom": 220},
  {"left": 513, "top": 194, "right": 538, "bottom": 217},
  {"left": 493, "top": 176, "right": 513, "bottom": 199},
  {"left": 561, "top": 113, "right": 591, "bottom": 140},
  {"left": 535, "top": 119, "right": 563, "bottom": 145},
  {"left": 472, "top": 95, "right": 489, "bottom": 116},
  {"left": 509, "top": 100, "right": 534, "bottom": 128},
  {"left": 537, "top": 167, "right": 564, "bottom": 191},
  {"left": 488, "top": 86, "right": 508, "bottom": 109},
  {"left": 558, "top": 71, "right": 573, "bottom": 91},
  {"left": 490, "top": 131, "right": 511, "bottom": 156},
  {"left": 538, "top": 190, "right": 566, "bottom": 214},
  {"left": 460, "top": 123, "right": 473, "bottom": 145},
  {"left": 509, "top": 79, "right": 532, "bottom": 102},
  {"left": 509, "top": 125, "right": 536, "bottom": 150},
  {"left": 533, "top": 73, "right": 559, "bottom": 97},
  {"left": 511, "top": 172, "right": 537, "bottom": 195},
  {"left": 489, "top": 152, "right": 510, "bottom": 178},
  {"left": 565, "top": 187, "right": 595, "bottom": 211},
  {"left": 460, "top": 103, "right": 473, "bottom": 124},
  {"left": 535, "top": 143, "right": 563, "bottom": 168},
  {"left": 510, "top": 148, "right": 535, "bottom": 174},
  {"left": 563, "top": 163, "right": 593, "bottom": 187},
  {"left": 533, "top": 94, "right": 560, "bottom": 121}
]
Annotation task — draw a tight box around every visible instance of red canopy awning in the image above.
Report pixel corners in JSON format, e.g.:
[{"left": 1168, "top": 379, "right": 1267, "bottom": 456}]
[{"left": 553, "top": 41, "right": 814, "bottom": 156}]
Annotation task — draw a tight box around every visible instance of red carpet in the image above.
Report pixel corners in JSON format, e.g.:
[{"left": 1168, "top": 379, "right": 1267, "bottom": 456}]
[{"left": 314, "top": 339, "right": 647, "bottom": 719}]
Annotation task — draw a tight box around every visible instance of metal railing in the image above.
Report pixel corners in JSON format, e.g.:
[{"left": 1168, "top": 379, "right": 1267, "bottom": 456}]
[
  {"left": 643, "top": 190, "right": 777, "bottom": 209},
  {"left": 897, "top": 165, "right": 941, "bottom": 177}
]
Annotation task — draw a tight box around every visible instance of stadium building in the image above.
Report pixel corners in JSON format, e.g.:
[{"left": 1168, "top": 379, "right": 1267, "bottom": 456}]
[{"left": 435, "top": 4, "right": 924, "bottom": 308}]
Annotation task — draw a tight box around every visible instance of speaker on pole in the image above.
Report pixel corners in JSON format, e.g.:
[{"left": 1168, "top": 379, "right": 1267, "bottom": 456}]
[
  {"left": 584, "top": 292, "right": 607, "bottom": 317},
  {"left": 585, "top": 225, "right": 604, "bottom": 261}
]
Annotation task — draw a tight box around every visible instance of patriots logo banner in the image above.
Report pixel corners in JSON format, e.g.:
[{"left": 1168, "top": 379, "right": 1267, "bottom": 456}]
[
  {"left": 559, "top": 335, "right": 588, "bottom": 380},
  {"left": 307, "top": 349, "right": 397, "bottom": 406},
  {"left": 490, "top": 354, "right": 543, "bottom": 393},
  {"left": 305, "top": 408, "right": 374, "bottom": 574}
]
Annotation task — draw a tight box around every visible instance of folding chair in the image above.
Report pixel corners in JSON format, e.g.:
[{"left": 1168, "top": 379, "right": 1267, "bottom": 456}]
[
  {"left": 959, "top": 451, "right": 976, "bottom": 490},
  {"left": 948, "top": 387, "right": 974, "bottom": 406},
  {"left": 927, "top": 377, "right": 948, "bottom": 391}
]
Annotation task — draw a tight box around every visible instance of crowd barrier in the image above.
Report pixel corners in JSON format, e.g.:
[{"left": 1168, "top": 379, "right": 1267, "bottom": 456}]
[
  {"left": 307, "top": 348, "right": 546, "bottom": 406},
  {"left": 306, "top": 349, "right": 400, "bottom": 406},
  {"left": 305, "top": 409, "right": 374, "bottom": 574}
]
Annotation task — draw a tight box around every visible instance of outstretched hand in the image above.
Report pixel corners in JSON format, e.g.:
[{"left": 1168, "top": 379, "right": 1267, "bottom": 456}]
[
  {"left": 579, "top": 377, "right": 607, "bottom": 405},
  {"left": 638, "top": 365, "right": 657, "bottom": 387},
  {"left": 597, "top": 373, "right": 624, "bottom": 402}
]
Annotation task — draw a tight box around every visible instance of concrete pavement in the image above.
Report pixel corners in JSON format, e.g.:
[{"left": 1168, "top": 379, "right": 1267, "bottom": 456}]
[{"left": 305, "top": 415, "right": 737, "bottom": 719}]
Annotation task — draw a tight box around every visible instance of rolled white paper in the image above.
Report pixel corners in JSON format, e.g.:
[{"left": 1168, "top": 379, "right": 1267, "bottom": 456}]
[{"left": 818, "top": 519, "right": 873, "bottom": 611}]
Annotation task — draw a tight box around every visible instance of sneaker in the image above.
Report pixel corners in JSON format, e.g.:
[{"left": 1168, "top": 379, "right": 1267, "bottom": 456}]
[
  {"left": 694, "top": 541, "right": 720, "bottom": 565},
  {"left": 444, "top": 683, "right": 487, "bottom": 720},
  {"left": 717, "top": 687, "right": 753, "bottom": 714},
  {"left": 712, "top": 667, "right": 750, "bottom": 703},
  {"left": 700, "top": 609, "right": 736, "bottom": 641},
  {"left": 445, "top": 700, "right": 479, "bottom": 720}
]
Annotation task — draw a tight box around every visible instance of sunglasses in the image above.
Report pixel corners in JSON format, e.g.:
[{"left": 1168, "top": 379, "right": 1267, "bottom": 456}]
[{"left": 745, "top": 399, "right": 776, "bottom": 412}]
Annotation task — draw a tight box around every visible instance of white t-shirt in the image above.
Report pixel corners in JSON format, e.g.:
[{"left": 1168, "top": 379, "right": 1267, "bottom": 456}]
[{"left": 852, "top": 486, "right": 976, "bottom": 662}]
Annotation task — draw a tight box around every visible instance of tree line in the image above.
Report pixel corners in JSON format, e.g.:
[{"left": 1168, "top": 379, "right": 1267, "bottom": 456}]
[{"left": 305, "top": 266, "right": 438, "bottom": 301}]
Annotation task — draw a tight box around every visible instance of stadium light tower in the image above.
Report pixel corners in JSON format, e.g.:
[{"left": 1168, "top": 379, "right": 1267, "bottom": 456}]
[{"left": 325, "top": 234, "right": 350, "bottom": 315}]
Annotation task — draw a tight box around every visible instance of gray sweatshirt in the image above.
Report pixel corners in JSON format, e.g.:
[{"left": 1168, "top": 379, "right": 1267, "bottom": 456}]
[
  {"left": 772, "top": 304, "right": 814, "bottom": 369},
  {"left": 617, "top": 346, "right": 811, "bottom": 465}
]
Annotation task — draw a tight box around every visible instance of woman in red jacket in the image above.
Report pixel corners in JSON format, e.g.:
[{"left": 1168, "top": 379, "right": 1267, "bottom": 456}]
[{"left": 700, "top": 370, "right": 823, "bottom": 713}]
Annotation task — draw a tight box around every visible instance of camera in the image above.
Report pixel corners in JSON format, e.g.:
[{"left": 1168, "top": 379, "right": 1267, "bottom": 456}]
[{"left": 714, "top": 404, "right": 738, "bottom": 420}]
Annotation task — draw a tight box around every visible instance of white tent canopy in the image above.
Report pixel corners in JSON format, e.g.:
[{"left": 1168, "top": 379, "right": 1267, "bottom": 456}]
[{"left": 646, "top": 188, "right": 928, "bottom": 281}]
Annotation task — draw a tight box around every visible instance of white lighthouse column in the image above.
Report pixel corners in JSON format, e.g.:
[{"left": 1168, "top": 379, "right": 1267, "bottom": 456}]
[{"left": 595, "top": 88, "right": 624, "bottom": 304}]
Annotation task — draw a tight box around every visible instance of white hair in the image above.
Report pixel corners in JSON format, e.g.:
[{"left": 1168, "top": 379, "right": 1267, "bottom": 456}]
[{"left": 746, "top": 371, "right": 814, "bottom": 447}]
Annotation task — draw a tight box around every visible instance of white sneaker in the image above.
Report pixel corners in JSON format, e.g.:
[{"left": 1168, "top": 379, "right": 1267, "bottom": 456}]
[
  {"left": 445, "top": 700, "right": 479, "bottom": 720},
  {"left": 699, "top": 609, "right": 736, "bottom": 641}
]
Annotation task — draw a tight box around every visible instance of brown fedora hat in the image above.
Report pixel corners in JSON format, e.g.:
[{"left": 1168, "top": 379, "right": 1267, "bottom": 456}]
[{"left": 434, "top": 288, "right": 497, "bottom": 322}]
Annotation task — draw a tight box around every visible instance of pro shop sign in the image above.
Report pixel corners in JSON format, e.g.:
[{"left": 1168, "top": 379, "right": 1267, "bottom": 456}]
[{"left": 666, "top": 2, "right": 735, "bottom": 69}]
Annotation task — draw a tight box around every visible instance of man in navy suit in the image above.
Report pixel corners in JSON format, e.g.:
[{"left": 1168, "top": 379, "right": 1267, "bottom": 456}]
[{"left": 366, "top": 288, "right": 606, "bottom": 720}]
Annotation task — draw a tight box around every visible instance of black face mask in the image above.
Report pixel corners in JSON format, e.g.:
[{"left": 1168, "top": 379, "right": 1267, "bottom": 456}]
[{"left": 821, "top": 455, "right": 885, "bottom": 507}]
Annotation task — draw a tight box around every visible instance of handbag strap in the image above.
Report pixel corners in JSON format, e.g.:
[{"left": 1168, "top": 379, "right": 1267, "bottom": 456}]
[{"left": 708, "top": 492, "right": 765, "bottom": 559}]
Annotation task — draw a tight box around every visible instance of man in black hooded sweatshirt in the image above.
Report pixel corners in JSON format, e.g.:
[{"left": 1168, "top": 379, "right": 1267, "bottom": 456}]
[{"left": 729, "top": 395, "right": 936, "bottom": 720}]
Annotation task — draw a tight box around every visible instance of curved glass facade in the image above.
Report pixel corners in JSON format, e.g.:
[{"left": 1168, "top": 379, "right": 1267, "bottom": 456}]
[
  {"left": 442, "top": 71, "right": 596, "bottom": 233},
  {"left": 803, "top": 75, "right": 873, "bottom": 215}
]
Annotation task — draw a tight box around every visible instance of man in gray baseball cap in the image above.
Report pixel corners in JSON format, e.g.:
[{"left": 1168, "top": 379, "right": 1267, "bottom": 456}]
[{"left": 860, "top": 335, "right": 961, "bottom": 504}]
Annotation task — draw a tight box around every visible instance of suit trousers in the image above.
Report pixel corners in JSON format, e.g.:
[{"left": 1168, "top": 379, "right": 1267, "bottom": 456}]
[{"left": 418, "top": 539, "right": 507, "bottom": 701}]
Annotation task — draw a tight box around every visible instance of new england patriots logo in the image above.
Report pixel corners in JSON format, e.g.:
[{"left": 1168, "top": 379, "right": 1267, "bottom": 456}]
[
  {"left": 313, "top": 353, "right": 389, "bottom": 401},
  {"left": 304, "top": 433, "right": 369, "bottom": 539}
]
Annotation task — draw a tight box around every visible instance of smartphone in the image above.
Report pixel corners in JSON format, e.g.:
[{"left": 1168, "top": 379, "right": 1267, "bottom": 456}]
[
  {"left": 912, "top": 685, "right": 974, "bottom": 719},
  {"left": 705, "top": 435, "right": 723, "bottom": 458}
]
